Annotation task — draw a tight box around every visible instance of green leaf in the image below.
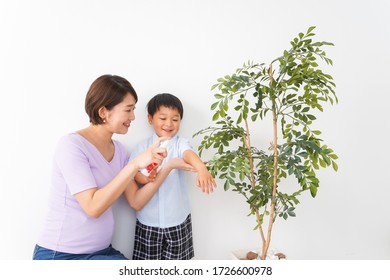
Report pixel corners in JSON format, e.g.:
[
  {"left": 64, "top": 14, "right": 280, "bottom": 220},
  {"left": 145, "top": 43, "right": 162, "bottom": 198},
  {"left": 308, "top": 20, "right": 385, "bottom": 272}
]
[
  {"left": 237, "top": 114, "right": 243, "bottom": 124},
  {"left": 212, "top": 111, "right": 220, "bottom": 121},
  {"left": 322, "top": 155, "right": 331, "bottom": 165},
  {"left": 224, "top": 180, "right": 230, "bottom": 191},
  {"left": 288, "top": 211, "right": 296, "bottom": 217},
  {"left": 211, "top": 83, "right": 219, "bottom": 91},
  {"left": 332, "top": 161, "right": 339, "bottom": 172},
  {"left": 211, "top": 101, "right": 219, "bottom": 110},
  {"left": 310, "top": 184, "right": 318, "bottom": 197},
  {"left": 329, "top": 154, "right": 338, "bottom": 160},
  {"left": 319, "top": 158, "right": 326, "bottom": 168},
  {"left": 307, "top": 26, "right": 316, "bottom": 34},
  {"left": 312, "top": 130, "right": 321, "bottom": 135}
]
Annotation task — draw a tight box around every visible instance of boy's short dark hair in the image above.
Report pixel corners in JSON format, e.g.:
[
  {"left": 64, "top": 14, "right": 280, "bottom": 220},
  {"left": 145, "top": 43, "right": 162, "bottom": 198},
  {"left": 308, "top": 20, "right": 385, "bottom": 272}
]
[
  {"left": 147, "top": 93, "right": 184, "bottom": 119},
  {"left": 85, "top": 74, "right": 138, "bottom": 125}
]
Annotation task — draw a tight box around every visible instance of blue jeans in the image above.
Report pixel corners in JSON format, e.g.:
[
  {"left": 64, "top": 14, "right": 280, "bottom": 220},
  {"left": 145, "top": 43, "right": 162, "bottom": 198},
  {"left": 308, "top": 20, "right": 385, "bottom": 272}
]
[{"left": 32, "top": 244, "right": 128, "bottom": 260}]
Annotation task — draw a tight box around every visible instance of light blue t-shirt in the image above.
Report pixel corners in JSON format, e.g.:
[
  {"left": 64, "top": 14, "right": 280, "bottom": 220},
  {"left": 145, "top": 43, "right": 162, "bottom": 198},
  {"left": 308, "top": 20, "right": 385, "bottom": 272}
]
[{"left": 130, "top": 134, "right": 193, "bottom": 228}]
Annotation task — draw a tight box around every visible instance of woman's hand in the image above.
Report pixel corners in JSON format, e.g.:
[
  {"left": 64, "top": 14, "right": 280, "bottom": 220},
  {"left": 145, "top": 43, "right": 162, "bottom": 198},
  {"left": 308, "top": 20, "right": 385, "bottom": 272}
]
[{"left": 132, "top": 137, "right": 169, "bottom": 170}]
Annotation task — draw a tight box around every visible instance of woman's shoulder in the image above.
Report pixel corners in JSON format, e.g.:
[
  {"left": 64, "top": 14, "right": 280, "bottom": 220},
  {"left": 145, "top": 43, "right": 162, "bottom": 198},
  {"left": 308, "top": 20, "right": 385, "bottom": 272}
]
[
  {"left": 52, "top": 132, "right": 87, "bottom": 160},
  {"left": 57, "top": 132, "right": 83, "bottom": 146},
  {"left": 55, "top": 132, "right": 95, "bottom": 156}
]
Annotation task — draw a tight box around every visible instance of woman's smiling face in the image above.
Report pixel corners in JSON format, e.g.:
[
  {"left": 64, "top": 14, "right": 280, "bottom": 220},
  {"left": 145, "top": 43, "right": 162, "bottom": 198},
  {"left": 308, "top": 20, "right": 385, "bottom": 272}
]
[{"left": 105, "top": 93, "right": 136, "bottom": 134}]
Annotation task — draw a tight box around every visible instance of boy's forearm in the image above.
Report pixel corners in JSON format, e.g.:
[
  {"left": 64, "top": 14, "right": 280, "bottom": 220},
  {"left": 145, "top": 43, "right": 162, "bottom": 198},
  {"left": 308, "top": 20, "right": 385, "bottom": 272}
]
[
  {"left": 183, "top": 150, "right": 216, "bottom": 194},
  {"left": 183, "top": 150, "right": 207, "bottom": 171}
]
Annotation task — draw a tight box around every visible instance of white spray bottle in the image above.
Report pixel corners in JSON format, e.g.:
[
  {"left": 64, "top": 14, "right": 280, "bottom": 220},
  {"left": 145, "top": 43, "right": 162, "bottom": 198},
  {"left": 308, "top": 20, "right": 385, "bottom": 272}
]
[{"left": 140, "top": 140, "right": 171, "bottom": 176}]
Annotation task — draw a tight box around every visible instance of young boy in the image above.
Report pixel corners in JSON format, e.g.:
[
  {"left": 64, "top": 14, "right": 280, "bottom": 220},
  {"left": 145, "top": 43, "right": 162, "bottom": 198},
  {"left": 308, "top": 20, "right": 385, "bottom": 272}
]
[{"left": 126, "top": 93, "right": 216, "bottom": 260}]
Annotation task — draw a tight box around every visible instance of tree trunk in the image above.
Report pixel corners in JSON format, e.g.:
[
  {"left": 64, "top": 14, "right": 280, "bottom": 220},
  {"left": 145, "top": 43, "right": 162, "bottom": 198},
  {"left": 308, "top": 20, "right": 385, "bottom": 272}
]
[{"left": 262, "top": 64, "right": 278, "bottom": 260}]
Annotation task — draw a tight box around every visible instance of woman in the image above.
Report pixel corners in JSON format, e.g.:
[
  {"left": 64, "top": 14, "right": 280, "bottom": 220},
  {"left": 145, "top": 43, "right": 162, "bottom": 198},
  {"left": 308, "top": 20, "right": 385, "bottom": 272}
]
[{"left": 33, "top": 75, "right": 193, "bottom": 260}]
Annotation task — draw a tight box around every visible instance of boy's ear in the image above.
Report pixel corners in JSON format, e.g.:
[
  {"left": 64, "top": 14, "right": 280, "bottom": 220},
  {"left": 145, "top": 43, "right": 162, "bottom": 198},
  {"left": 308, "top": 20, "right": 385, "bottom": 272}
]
[{"left": 147, "top": 114, "right": 153, "bottom": 124}]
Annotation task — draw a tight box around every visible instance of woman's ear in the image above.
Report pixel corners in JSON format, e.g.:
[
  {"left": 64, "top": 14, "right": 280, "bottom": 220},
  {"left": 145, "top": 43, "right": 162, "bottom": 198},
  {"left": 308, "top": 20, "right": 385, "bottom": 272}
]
[{"left": 98, "top": 106, "right": 108, "bottom": 122}]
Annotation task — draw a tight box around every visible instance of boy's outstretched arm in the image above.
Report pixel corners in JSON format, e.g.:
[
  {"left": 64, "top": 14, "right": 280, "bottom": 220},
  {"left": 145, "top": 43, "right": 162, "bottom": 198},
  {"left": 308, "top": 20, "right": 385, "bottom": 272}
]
[{"left": 183, "top": 150, "right": 216, "bottom": 194}]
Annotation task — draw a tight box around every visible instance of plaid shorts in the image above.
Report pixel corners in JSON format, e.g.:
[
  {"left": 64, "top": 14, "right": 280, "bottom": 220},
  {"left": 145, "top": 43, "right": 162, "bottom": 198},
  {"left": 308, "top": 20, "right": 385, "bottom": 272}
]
[{"left": 132, "top": 214, "right": 194, "bottom": 260}]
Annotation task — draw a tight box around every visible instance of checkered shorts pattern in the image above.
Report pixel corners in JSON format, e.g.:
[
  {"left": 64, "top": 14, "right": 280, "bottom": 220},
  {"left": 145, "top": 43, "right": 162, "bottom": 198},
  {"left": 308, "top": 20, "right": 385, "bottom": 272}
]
[{"left": 132, "top": 214, "right": 194, "bottom": 260}]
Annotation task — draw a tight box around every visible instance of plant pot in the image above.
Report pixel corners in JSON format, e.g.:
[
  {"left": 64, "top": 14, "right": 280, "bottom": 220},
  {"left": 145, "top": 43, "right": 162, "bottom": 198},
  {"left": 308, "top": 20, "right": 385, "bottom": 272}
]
[{"left": 231, "top": 248, "right": 286, "bottom": 260}]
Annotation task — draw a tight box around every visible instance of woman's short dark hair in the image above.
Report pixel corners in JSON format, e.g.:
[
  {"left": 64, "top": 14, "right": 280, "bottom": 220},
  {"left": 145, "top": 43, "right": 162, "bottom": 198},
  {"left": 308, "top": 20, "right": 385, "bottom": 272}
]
[
  {"left": 85, "top": 74, "right": 138, "bottom": 125},
  {"left": 147, "top": 93, "right": 184, "bottom": 119}
]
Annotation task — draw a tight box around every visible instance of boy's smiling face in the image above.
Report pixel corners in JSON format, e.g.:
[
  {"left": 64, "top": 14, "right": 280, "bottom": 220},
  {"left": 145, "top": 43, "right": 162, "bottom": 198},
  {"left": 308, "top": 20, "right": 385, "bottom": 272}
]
[{"left": 148, "top": 105, "right": 181, "bottom": 138}]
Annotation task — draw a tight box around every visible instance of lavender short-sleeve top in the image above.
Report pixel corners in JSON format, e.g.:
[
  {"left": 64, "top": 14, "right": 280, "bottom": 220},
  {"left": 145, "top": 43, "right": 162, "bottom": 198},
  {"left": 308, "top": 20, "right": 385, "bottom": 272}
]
[{"left": 37, "top": 133, "right": 129, "bottom": 254}]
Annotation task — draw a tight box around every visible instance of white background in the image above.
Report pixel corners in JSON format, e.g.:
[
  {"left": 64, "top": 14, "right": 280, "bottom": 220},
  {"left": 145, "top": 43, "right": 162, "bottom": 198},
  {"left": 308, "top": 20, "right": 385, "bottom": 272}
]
[{"left": 1, "top": 0, "right": 389, "bottom": 260}]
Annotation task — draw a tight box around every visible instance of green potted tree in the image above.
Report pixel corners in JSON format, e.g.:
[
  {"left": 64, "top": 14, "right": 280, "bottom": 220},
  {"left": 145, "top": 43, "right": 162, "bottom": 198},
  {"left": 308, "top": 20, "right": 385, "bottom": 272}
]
[{"left": 194, "top": 26, "right": 338, "bottom": 260}]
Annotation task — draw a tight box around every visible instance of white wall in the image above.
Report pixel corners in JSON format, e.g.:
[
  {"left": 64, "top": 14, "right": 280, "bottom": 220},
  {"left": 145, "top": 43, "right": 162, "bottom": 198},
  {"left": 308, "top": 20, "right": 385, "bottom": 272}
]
[{"left": 1, "top": 0, "right": 389, "bottom": 260}]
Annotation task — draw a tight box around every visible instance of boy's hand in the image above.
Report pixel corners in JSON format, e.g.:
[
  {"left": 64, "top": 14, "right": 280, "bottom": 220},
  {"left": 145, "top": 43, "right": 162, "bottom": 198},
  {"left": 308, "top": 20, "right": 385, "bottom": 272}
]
[{"left": 196, "top": 166, "right": 216, "bottom": 194}]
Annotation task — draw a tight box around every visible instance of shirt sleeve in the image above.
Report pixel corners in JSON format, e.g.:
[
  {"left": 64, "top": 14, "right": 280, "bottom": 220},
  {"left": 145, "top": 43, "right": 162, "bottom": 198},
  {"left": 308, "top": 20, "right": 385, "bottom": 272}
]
[
  {"left": 54, "top": 134, "right": 97, "bottom": 195},
  {"left": 177, "top": 137, "right": 194, "bottom": 158}
]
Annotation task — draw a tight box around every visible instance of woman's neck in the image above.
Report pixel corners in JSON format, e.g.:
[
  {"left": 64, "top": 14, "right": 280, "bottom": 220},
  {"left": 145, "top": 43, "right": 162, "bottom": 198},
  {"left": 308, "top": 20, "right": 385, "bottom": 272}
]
[
  {"left": 78, "top": 124, "right": 113, "bottom": 147},
  {"left": 77, "top": 124, "right": 115, "bottom": 162}
]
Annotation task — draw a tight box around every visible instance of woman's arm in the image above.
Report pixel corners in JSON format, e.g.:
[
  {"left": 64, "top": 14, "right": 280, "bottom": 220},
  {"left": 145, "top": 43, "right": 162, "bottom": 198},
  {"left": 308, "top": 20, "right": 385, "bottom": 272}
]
[
  {"left": 125, "top": 158, "right": 195, "bottom": 211},
  {"left": 183, "top": 150, "right": 216, "bottom": 194},
  {"left": 74, "top": 138, "right": 167, "bottom": 218}
]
